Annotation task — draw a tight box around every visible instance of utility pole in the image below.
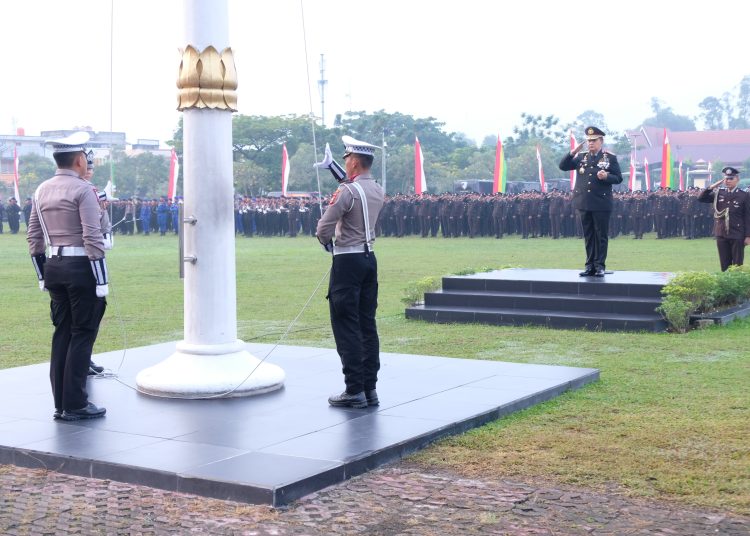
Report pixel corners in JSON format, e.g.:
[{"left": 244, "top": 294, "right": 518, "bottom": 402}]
[
  {"left": 381, "top": 130, "right": 387, "bottom": 195},
  {"left": 318, "top": 54, "right": 327, "bottom": 126}
]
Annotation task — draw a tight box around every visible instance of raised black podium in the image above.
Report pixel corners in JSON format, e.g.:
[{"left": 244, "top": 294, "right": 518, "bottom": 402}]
[{"left": 405, "top": 269, "right": 672, "bottom": 332}]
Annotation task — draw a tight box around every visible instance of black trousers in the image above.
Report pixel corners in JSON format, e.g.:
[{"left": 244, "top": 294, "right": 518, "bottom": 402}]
[
  {"left": 327, "top": 252, "right": 379, "bottom": 394},
  {"left": 716, "top": 237, "right": 746, "bottom": 271},
  {"left": 45, "top": 257, "right": 107, "bottom": 411},
  {"left": 578, "top": 210, "right": 611, "bottom": 270}
]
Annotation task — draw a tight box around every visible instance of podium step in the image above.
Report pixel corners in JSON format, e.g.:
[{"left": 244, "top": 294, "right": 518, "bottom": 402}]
[{"left": 406, "top": 269, "right": 672, "bottom": 332}]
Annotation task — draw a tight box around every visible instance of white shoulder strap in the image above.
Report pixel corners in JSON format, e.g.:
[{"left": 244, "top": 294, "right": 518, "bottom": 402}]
[
  {"left": 349, "top": 181, "right": 373, "bottom": 244},
  {"left": 34, "top": 185, "right": 52, "bottom": 250}
]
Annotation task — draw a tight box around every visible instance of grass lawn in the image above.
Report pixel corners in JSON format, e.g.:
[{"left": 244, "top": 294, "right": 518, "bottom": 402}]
[{"left": 1, "top": 231, "right": 748, "bottom": 514}]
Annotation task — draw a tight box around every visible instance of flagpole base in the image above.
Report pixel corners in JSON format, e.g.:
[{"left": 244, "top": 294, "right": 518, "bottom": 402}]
[{"left": 135, "top": 340, "right": 285, "bottom": 399}]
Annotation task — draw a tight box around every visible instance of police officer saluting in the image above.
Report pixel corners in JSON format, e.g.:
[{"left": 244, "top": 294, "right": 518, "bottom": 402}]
[
  {"left": 315, "top": 136, "right": 385, "bottom": 408},
  {"left": 697, "top": 166, "right": 750, "bottom": 271},
  {"left": 559, "top": 126, "right": 623, "bottom": 276},
  {"left": 27, "top": 132, "right": 109, "bottom": 421}
]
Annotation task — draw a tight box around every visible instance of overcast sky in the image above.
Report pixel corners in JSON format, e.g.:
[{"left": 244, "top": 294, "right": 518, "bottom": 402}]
[{"left": 1, "top": 0, "right": 747, "bottom": 147}]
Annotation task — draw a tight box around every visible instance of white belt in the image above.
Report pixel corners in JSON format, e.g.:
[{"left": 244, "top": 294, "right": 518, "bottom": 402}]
[
  {"left": 333, "top": 244, "right": 373, "bottom": 255},
  {"left": 49, "top": 246, "right": 87, "bottom": 257}
]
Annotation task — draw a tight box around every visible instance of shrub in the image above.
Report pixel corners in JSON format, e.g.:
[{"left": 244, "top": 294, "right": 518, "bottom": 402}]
[
  {"left": 657, "top": 295, "right": 694, "bottom": 333},
  {"left": 661, "top": 271, "right": 718, "bottom": 313},
  {"left": 715, "top": 265, "right": 750, "bottom": 306},
  {"left": 401, "top": 276, "right": 441, "bottom": 306}
]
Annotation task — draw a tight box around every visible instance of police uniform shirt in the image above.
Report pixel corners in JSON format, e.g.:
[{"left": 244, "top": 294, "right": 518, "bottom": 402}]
[
  {"left": 697, "top": 186, "right": 750, "bottom": 239},
  {"left": 27, "top": 169, "right": 105, "bottom": 259},
  {"left": 316, "top": 173, "right": 385, "bottom": 247},
  {"left": 560, "top": 150, "right": 623, "bottom": 212}
]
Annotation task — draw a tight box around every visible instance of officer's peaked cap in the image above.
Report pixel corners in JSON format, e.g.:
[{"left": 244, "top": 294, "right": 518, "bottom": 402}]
[
  {"left": 722, "top": 166, "right": 739, "bottom": 177},
  {"left": 46, "top": 131, "right": 90, "bottom": 154},
  {"left": 342, "top": 135, "right": 379, "bottom": 158},
  {"left": 585, "top": 126, "right": 606, "bottom": 140}
]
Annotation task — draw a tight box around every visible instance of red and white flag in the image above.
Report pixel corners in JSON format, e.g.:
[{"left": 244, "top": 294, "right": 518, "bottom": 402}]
[
  {"left": 13, "top": 146, "right": 21, "bottom": 202},
  {"left": 629, "top": 153, "right": 636, "bottom": 191},
  {"left": 678, "top": 160, "right": 684, "bottom": 191},
  {"left": 569, "top": 130, "right": 576, "bottom": 190},
  {"left": 167, "top": 149, "right": 179, "bottom": 202},
  {"left": 536, "top": 145, "right": 546, "bottom": 192},
  {"left": 281, "top": 143, "right": 290, "bottom": 197},
  {"left": 644, "top": 157, "right": 651, "bottom": 191},
  {"left": 415, "top": 136, "right": 426, "bottom": 195}
]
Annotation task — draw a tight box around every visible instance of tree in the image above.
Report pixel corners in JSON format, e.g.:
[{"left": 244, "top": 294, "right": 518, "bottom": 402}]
[
  {"left": 698, "top": 96, "right": 725, "bottom": 130},
  {"left": 575, "top": 110, "right": 609, "bottom": 134},
  {"left": 16, "top": 153, "right": 56, "bottom": 197},
  {"left": 643, "top": 98, "right": 696, "bottom": 131}
]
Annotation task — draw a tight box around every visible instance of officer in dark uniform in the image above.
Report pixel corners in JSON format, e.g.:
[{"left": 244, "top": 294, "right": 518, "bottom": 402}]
[
  {"left": 27, "top": 132, "right": 108, "bottom": 421},
  {"left": 697, "top": 167, "right": 750, "bottom": 271},
  {"left": 559, "top": 126, "right": 623, "bottom": 276},
  {"left": 314, "top": 137, "right": 385, "bottom": 409}
]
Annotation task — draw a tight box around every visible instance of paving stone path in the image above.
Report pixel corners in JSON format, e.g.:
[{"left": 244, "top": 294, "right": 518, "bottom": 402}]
[{"left": 1, "top": 462, "right": 747, "bottom": 535}]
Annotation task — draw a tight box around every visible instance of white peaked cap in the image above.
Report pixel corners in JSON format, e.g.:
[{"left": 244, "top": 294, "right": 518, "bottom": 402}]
[
  {"left": 45, "top": 131, "right": 91, "bottom": 153},
  {"left": 342, "top": 135, "right": 380, "bottom": 157}
]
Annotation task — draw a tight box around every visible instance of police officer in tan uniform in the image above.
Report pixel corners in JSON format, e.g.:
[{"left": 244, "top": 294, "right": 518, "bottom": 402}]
[
  {"left": 559, "top": 126, "right": 623, "bottom": 276},
  {"left": 27, "top": 132, "right": 108, "bottom": 421},
  {"left": 697, "top": 167, "right": 750, "bottom": 271},
  {"left": 315, "top": 136, "right": 385, "bottom": 408}
]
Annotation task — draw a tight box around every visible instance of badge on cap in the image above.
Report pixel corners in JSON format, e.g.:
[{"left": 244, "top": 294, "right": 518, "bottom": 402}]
[
  {"left": 342, "top": 135, "right": 380, "bottom": 158},
  {"left": 45, "top": 131, "right": 91, "bottom": 154},
  {"left": 585, "top": 126, "right": 606, "bottom": 140}
]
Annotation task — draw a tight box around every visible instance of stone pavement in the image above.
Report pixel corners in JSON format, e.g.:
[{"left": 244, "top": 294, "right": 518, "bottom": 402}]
[{"left": 1, "top": 462, "right": 747, "bottom": 535}]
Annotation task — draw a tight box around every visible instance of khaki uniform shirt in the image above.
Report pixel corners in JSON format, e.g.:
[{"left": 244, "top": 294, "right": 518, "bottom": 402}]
[
  {"left": 27, "top": 169, "right": 106, "bottom": 259},
  {"left": 316, "top": 173, "right": 385, "bottom": 247}
]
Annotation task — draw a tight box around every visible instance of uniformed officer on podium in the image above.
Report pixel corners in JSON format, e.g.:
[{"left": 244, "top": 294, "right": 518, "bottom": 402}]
[
  {"left": 315, "top": 136, "right": 385, "bottom": 408},
  {"left": 27, "top": 132, "right": 109, "bottom": 421},
  {"left": 559, "top": 126, "right": 623, "bottom": 277},
  {"left": 697, "top": 166, "right": 750, "bottom": 271}
]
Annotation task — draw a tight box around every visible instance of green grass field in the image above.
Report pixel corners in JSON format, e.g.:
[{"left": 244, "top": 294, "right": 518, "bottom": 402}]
[{"left": 1, "top": 231, "right": 748, "bottom": 514}]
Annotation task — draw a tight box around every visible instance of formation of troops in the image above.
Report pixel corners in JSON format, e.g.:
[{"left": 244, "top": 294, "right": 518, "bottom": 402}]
[{"left": 9, "top": 185, "right": 735, "bottom": 241}]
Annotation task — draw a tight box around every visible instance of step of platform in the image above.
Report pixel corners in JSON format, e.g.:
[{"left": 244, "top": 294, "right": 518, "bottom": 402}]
[{"left": 405, "top": 269, "right": 672, "bottom": 332}]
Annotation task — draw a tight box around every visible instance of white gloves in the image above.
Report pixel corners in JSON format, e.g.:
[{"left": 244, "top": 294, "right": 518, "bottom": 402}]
[
  {"left": 313, "top": 143, "right": 334, "bottom": 169},
  {"left": 39, "top": 280, "right": 47, "bottom": 292},
  {"left": 90, "top": 258, "right": 109, "bottom": 298},
  {"left": 102, "top": 233, "right": 113, "bottom": 250}
]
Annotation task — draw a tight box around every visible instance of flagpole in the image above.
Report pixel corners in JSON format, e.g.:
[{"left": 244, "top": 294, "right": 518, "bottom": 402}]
[{"left": 381, "top": 129, "right": 387, "bottom": 195}]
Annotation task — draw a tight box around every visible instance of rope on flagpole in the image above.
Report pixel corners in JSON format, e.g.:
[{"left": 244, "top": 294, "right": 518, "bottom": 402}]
[{"left": 299, "top": 0, "right": 324, "bottom": 215}]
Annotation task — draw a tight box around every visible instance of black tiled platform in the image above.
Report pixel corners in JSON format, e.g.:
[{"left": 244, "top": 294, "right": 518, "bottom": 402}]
[
  {"left": 406, "top": 268, "right": 672, "bottom": 332},
  {"left": 0, "top": 342, "right": 598, "bottom": 506}
]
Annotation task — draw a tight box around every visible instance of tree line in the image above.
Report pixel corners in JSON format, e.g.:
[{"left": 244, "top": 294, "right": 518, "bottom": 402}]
[{"left": 6, "top": 75, "right": 749, "bottom": 199}]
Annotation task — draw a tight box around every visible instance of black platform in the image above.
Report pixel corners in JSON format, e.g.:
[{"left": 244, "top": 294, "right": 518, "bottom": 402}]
[
  {"left": 0, "top": 342, "right": 598, "bottom": 506},
  {"left": 406, "top": 269, "right": 672, "bottom": 332}
]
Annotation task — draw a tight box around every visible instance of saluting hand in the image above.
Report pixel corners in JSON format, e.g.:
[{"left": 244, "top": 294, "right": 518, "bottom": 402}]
[
  {"left": 708, "top": 178, "right": 725, "bottom": 189},
  {"left": 571, "top": 141, "right": 586, "bottom": 155}
]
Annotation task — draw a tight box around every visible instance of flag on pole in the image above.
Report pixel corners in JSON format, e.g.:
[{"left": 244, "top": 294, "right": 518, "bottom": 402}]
[
  {"left": 414, "top": 136, "right": 426, "bottom": 195},
  {"left": 13, "top": 145, "right": 21, "bottom": 202},
  {"left": 629, "top": 153, "right": 636, "bottom": 191},
  {"left": 536, "top": 145, "right": 546, "bottom": 192},
  {"left": 569, "top": 130, "right": 577, "bottom": 190},
  {"left": 678, "top": 160, "right": 684, "bottom": 191},
  {"left": 644, "top": 157, "right": 651, "bottom": 191},
  {"left": 281, "top": 143, "right": 290, "bottom": 197},
  {"left": 708, "top": 161, "right": 713, "bottom": 181},
  {"left": 167, "top": 149, "right": 179, "bottom": 202},
  {"left": 492, "top": 135, "right": 507, "bottom": 194},
  {"left": 660, "top": 128, "right": 673, "bottom": 189}
]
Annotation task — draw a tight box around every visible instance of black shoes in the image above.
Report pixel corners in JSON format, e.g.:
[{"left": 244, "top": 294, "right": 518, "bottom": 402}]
[
  {"left": 579, "top": 268, "right": 595, "bottom": 277},
  {"left": 60, "top": 402, "right": 106, "bottom": 421},
  {"left": 365, "top": 389, "right": 379, "bottom": 406},
  {"left": 53, "top": 408, "right": 62, "bottom": 420},
  {"left": 328, "top": 391, "right": 368, "bottom": 409},
  {"left": 88, "top": 362, "right": 104, "bottom": 376},
  {"left": 593, "top": 269, "right": 606, "bottom": 277}
]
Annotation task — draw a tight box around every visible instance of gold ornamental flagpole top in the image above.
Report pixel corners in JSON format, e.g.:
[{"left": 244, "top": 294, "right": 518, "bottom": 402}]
[{"left": 177, "top": 45, "right": 238, "bottom": 111}]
